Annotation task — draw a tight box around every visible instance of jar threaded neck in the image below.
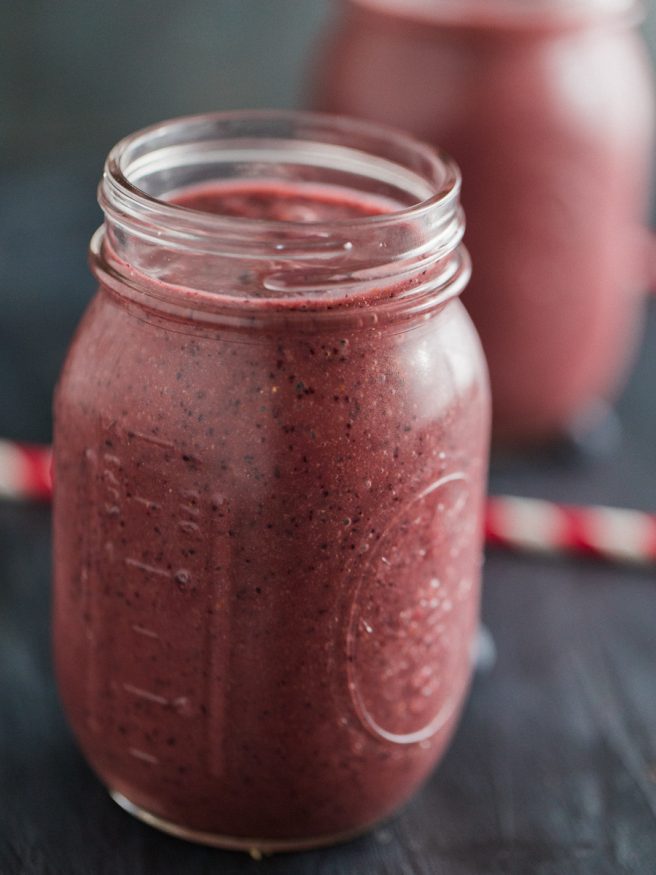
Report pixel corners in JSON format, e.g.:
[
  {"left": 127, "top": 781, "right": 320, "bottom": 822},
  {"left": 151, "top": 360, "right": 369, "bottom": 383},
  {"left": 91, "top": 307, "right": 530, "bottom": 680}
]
[{"left": 94, "top": 110, "right": 468, "bottom": 317}]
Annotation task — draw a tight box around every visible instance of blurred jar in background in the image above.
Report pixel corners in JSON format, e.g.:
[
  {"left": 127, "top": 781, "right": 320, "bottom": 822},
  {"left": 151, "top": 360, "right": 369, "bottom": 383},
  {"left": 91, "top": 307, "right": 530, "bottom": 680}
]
[{"left": 314, "top": 0, "right": 655, "bottom": 443}]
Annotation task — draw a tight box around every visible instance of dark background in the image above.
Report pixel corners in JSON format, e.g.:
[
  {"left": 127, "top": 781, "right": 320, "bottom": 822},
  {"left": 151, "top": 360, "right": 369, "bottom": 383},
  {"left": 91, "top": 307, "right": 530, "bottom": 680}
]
[{"left": 1, "top": 3, "right": 656, "bottom": 874}]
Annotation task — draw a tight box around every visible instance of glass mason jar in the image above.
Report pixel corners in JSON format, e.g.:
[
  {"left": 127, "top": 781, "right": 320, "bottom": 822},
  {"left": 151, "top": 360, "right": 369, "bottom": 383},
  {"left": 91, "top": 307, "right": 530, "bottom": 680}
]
[
  {"left": 53, "top": 111, "right": 490, "bottom": 851},
  {"left": 314, "top": 0, "right": 655, "bottom": 443}
]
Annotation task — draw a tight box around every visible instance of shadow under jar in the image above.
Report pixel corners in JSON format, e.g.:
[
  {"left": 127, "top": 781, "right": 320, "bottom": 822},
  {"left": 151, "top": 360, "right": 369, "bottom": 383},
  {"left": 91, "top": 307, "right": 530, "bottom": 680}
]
[
  {"left": 314, "top": 0, "right": 655, "bottom": 444},
  {"left": 53, "top": 111, "right": 490, "bottom": 852}
]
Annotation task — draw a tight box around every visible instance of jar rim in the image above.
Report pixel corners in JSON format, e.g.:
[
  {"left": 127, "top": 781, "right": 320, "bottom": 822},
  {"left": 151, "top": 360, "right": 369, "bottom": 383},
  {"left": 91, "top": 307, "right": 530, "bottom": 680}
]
[
  {"left": 95, "top": 110, "right": 469, "bottom": 316},
  {"left": 102, "top": 109, "right": 462, "bottom": 250},
  {"left": 347, "top": 0, "right": 643, "bottom": 29}
]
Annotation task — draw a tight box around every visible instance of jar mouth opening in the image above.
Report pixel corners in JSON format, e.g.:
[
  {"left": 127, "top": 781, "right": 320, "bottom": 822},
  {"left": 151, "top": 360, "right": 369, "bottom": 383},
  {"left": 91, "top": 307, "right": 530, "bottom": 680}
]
[
  {"left": 96, "top": 110, "right": 468, "bottom": 315},
  {"left": 102, "top": 109, "right": 461, "bottom": 252}
]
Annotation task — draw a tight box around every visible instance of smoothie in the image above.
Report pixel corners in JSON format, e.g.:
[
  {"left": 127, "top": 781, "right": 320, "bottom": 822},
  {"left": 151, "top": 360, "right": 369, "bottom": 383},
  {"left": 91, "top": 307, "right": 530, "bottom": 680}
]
[
  {"left": 53, "top": 116, "right": 489, "bottom": 849},
  {"left": 315, "top": 0, "right": 654, "bottom": 441}
]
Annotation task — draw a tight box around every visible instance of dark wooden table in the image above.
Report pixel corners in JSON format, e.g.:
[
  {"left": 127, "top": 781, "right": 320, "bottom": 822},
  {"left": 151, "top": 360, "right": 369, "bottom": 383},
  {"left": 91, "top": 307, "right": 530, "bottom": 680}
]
[{"left": 1, "top": 168, "right": 655, "bottom": 873}]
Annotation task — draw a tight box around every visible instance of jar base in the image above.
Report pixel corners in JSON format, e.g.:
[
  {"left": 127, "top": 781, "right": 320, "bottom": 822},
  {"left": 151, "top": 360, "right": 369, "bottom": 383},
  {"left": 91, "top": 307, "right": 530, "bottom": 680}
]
[
  {"left": 492, "top": 399, "right": 622, "bottom": 459},
  {"left": 109, "top": 789, "right": 376, "bottom": 855},
  {"left": 560, "top": 399, "right": 622, "bottom": 461}
]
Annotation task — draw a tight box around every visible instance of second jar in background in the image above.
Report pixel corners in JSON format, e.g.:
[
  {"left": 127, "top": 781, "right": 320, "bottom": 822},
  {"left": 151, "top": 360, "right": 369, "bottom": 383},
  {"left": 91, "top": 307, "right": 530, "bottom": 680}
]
[{"left": 315, "top": 0, "right": 655, "bottom": 443}]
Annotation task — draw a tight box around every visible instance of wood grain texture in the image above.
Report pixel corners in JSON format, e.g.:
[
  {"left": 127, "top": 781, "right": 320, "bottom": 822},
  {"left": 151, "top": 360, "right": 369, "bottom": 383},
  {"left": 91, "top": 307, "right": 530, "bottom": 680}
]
[
  {"left": 3, "top": 512, "right": 656, "bottom": 873},
  {"left": 1, "top": 0, "right": 655, "bottom": 865},
  {"left": 1, "top": 305, "right": 655, "bottom": 874},
  {"left": 1, "top": 155, "right": 654, "bottom": 874}
]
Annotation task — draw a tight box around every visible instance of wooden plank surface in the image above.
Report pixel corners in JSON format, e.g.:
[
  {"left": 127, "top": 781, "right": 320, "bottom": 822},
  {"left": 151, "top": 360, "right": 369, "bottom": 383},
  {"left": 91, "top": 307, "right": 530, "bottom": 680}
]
[
  {"left": 2, "top": 1, "right": 656, "bottom": 868},
  {"left": 1, "top": 305, "right": 654, "bottom": 873}
]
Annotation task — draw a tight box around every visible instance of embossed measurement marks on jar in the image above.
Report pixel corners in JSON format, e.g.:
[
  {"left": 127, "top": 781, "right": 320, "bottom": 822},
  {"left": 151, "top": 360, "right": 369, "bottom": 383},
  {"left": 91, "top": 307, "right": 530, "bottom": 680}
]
[
  {"left": 347, "top": 473, "right": 477, "bottom": 745},
  {"left": 81, "top": 425, "right": 230, "bottom": 774}
]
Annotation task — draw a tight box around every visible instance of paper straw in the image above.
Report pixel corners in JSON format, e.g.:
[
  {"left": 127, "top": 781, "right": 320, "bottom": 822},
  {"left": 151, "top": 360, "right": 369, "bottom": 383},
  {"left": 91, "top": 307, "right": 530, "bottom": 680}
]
[
  {"left": 0, "top": 440, "right": 52, "bottom": 501},
  {"left": 0, "top": 439, "right": 654, "bottom": 566},
  {"left": 486, "top": 495, "right": 656, "bottom": 567}
]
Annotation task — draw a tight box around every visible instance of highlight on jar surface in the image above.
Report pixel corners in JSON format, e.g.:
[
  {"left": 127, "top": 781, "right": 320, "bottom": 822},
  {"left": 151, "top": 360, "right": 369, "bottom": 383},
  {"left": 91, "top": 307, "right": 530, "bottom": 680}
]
[
  {"left": 52, "top": 110, "right": 491, "bottom": 852},
  {"left": 313, "top": 0, "right": 655, "bottom": 444}
]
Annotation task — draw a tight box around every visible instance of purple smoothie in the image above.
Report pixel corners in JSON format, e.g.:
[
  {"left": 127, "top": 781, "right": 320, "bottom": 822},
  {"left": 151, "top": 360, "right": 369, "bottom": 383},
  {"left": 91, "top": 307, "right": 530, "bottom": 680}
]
[
  {"left": 54, "top": 146, "right": 489, "bottom": 848},
  {"left": 315, "top": 0, "right": 654, "bottom": 442}
]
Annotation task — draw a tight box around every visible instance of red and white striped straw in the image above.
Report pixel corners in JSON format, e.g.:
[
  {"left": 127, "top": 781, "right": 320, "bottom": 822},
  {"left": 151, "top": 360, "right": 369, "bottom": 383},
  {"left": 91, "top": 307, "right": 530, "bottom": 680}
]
[
  {"left": 1, "top": 438, "right": 654, "bottom": 567},
  {"left": 0, "top": 440, "right": 52, "bottom": 502},
  {"left": 486, "top": 495, "right": 656, "bottom": 567}
]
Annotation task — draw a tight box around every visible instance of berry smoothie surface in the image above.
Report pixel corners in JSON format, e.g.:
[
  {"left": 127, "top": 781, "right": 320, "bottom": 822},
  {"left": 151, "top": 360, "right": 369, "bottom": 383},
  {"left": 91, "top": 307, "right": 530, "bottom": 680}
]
[{"left": 53, "top": 180, "right": 489, "bottom": 846}]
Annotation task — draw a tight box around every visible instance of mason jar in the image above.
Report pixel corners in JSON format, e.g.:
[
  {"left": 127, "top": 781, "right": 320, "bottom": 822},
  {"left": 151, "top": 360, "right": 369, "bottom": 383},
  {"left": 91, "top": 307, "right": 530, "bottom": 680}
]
[
  {"left": 315, "top": 0, "right": 655, "bottom": 442},
  {"left": 53, "top": 111, "right": 490, "bottom": 851}
]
